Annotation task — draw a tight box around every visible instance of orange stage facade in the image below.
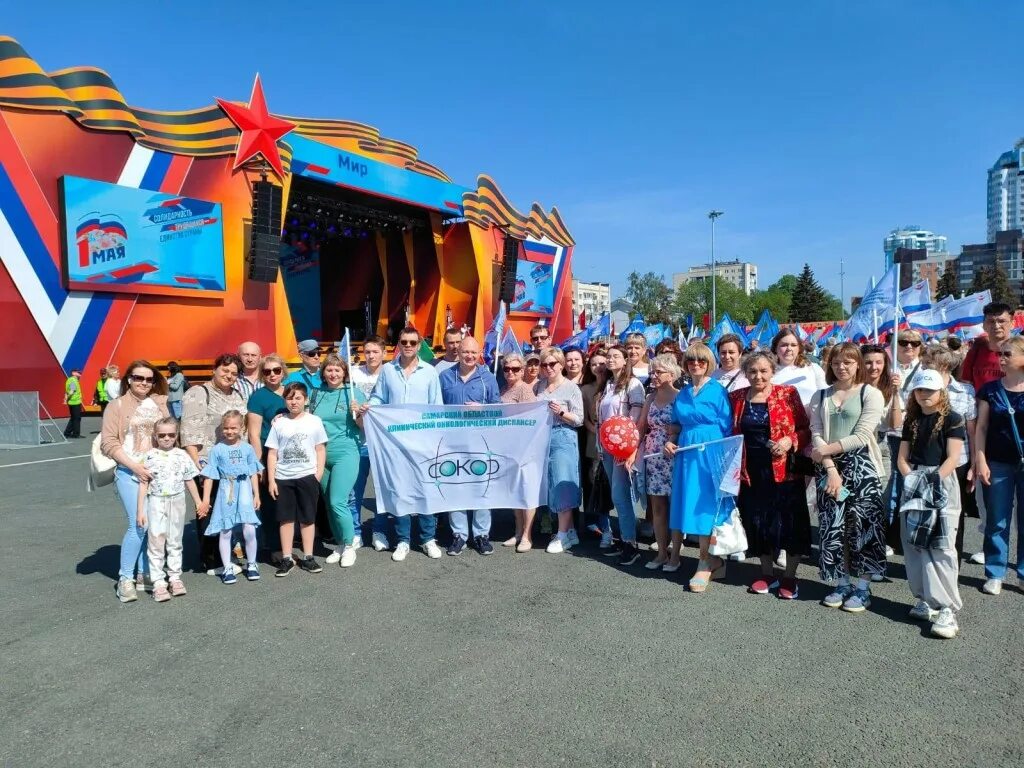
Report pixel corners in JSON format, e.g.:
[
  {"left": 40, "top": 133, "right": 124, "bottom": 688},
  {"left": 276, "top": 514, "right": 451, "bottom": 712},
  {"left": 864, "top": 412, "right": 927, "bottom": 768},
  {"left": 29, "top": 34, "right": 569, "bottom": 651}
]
[{"left": 0, "top": 37, "right": 575, "bottom": 415}]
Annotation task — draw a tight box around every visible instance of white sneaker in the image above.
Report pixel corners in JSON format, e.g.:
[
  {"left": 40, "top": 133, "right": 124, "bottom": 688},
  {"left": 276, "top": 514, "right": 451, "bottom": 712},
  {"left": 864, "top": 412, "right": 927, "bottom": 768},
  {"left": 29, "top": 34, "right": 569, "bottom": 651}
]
[
  {"left": 930, "top": 607, "right": 959, "bottom": 639},
  {"left": 371, "top": 532, "right": 389, "bottom": 552},
  {"left": 423, "top": 540, "right": 443, "bottom": 559},
  {"left": 774, "top": 551, "right": 787, "bottom": 569},
  {"left": 546, "top": 534, "right": 566, "bottom": 554},
  {"left": 599, "top": 530, "right": 613, "bottom": 549},
  {"left": 908, "top": 600, "right": 938, "bottom": 622},
  {"left": 969, "top": 551, "right": 985, "bottom": 565},
  {"left": 205, "top": 564, "right": 243, "bottom": 576},
  {"left": 566, "top": 528, "right": 579, "bottom": 548},
  {"left": 351, "top": 535, "right": 363, "bottom": 550},
  {"left": 340, "top": 546, "right": 357, "bottom": 568},
  {"left": 982, "top": 578, "right": 1003, "bottom": 595},
  {"left": 884, "top": 545, "right": 895, "bottom": 557},
  {"left": 392, "top": 542, "right": 410, "bottom": 562},
  {"left": 325, "top": 550, "right": 342, "bottom": 564}
]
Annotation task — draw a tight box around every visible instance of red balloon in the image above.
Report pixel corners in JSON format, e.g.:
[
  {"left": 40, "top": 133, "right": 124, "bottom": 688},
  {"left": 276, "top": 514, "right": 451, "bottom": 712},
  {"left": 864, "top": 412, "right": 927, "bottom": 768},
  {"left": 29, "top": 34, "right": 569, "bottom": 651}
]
[{"left": 599, "top": 415, "right": 640, "bottom": 461}]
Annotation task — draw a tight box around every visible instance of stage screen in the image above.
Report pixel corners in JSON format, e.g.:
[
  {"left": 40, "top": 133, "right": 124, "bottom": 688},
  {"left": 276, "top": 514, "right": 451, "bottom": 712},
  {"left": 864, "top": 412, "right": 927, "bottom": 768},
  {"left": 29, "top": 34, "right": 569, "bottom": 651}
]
[
  {"left": 510, "top": 240, "right": 555, "bottom": 315},
  {"left": 60, "top": 176, "right": 226, "bottom": 296}
]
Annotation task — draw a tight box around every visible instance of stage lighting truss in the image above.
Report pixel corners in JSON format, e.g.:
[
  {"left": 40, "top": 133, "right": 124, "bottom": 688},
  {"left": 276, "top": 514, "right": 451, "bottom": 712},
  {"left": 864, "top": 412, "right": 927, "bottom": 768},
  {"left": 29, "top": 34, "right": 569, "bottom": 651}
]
[{"left": 282, "top": 193, "right": 426, "bottom": 247}]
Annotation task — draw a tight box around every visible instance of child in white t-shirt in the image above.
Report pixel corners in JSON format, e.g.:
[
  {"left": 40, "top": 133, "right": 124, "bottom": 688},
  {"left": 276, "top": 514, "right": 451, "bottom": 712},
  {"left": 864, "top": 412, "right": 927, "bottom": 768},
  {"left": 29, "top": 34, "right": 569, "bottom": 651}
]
[
  {"left": 137, "top": 417, "right": 205, "bottom": 602},
  {"left": 265, "top": 382, "right": 328, "bottom": 577}
]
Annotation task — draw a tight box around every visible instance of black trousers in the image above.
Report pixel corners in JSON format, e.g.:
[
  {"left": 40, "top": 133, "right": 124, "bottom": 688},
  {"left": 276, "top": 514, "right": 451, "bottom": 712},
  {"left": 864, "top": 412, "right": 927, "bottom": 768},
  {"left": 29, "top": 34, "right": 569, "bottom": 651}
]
[
  {"left": 954, "top": 461, "right": 977, "bottom": 561},
  {"left": 64, "top": 404, "right": 82, "bottom": 437}
]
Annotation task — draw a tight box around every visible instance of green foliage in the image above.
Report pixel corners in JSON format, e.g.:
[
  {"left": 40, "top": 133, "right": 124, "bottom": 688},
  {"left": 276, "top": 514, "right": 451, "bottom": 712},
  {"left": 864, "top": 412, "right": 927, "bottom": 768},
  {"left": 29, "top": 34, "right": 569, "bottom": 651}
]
[
  {"left": 624, "top": 271, "right": 674, "bottom": 325},
  {"left": 971, "top": 262, "right": 1018, "bottom": 308},
  {"left": 935, "top": 261, "right": 959, "bottom": 301},
  {"left": 750, "top": 287, "right": 792, "bottom": 322},
  {"left": 789, "top": 264, "right": 833, "bottom": 322},
  {"left": 672, "top": 276, "right": 753, "bottom": 325}
]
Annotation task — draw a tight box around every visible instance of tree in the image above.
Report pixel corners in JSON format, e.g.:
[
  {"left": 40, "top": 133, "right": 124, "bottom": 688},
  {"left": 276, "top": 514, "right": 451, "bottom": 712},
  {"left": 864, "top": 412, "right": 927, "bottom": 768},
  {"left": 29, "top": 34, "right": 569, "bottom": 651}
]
[
  {"left": 972, "top": 262, "right": 1017, "bottom": 307},
  {"left": 671, "top": 276, "right": 753, "bottom": 325},
  {"left": 935, "top": 261, "right": 960, "bottom": 301},
  {"left": 750, "top": 287, "right": 792, "bottom": 322},
  {"left": 788, "top": 264, "right": 830, "bottom": 321},
  {"left": 624, "top": 271, "right": 673, "bottom": 325}
]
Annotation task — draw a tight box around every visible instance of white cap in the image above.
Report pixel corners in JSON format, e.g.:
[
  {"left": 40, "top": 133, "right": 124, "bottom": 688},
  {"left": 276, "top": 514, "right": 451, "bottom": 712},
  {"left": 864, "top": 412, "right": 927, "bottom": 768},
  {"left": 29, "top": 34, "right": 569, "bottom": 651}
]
[{"left": 910, "top": 369, "right": 944, "bottom": 391}]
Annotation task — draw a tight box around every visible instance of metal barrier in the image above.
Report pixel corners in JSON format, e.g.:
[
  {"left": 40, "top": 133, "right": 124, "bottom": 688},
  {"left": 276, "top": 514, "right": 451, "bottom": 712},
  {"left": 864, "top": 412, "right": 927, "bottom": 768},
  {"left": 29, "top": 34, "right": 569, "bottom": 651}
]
[{"left": 0, "top": 391, "right": 67, "bottom": 447}]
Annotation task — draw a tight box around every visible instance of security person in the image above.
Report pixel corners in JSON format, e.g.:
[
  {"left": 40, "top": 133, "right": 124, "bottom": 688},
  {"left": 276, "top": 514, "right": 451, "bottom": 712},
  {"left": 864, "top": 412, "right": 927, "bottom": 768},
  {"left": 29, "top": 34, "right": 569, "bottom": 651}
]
[{"left": 63, "top": 369, "right": 83, "bottom": 438}]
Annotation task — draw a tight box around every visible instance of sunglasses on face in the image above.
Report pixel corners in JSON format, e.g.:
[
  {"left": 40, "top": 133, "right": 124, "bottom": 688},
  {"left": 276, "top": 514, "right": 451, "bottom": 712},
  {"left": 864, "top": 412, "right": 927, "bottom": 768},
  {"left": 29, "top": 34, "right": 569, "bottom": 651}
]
[
  {"left": 503, "top": 366, "right": 523, "bottom": 372},
  {"left": 531, "top": 335, "right": 548, "bottom": 342},
  {"left": 262, "top": 366, "right": 283, "bottom": 375},
  {"left": 540, "top": 361, "right": 558, "bottom": 368},
  {"left": 398, "top": 340, "right": 418, "bottom": 347},
  {"left": 129, "top": 375, "right": 154, "bottom": 384},
  {"left": 155, "top": 433, "right": 177, "bottom": 439},
  {"left": 898, "top": 340, "right": 921, "bottom": 348},
  {"left": 301, "top": 350, "right": 318, "bottom": 357},
  {"left": 685, "top": 359, "right": 708, "bottom": 366}
]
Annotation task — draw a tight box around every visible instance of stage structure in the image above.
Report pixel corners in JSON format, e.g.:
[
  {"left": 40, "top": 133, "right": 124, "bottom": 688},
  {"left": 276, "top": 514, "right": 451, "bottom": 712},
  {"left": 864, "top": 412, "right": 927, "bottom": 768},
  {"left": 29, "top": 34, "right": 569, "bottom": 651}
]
[{"left": 0, "top": 37, "right": 575, "bottom": 414}]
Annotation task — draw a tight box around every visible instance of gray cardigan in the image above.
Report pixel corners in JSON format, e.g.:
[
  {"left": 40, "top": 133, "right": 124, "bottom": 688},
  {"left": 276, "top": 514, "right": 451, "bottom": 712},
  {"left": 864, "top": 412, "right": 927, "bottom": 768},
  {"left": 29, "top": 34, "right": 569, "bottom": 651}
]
[{"left": 809, "top": 383, "right": 886, "bottom": 479}]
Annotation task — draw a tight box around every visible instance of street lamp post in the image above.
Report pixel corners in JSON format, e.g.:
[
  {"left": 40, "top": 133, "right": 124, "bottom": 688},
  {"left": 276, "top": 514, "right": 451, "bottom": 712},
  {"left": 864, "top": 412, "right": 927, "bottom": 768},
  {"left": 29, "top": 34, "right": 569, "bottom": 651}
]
[{"left": 708, "top": 210, "right": 724, "bottom": 327}]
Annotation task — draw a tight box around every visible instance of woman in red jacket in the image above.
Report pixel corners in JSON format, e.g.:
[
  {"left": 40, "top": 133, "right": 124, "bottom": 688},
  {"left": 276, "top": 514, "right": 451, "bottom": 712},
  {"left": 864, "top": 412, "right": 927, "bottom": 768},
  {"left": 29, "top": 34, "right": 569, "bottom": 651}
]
[{"left": 729, "top": 350, "right": 812, "bottom": 599}]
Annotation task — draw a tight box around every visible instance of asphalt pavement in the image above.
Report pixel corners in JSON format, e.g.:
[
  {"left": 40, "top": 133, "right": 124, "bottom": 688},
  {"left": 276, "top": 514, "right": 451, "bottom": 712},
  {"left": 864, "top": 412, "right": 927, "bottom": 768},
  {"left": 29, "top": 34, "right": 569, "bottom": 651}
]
[{"left": 1, "top": 416, "right": 1021, "bottom": 767}]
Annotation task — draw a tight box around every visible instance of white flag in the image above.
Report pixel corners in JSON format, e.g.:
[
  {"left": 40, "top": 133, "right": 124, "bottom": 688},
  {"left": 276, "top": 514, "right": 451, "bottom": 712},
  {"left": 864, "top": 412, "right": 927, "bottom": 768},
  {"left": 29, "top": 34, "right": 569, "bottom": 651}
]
[{"left": 363, "top": 402, "right": 552, "bottom": 516}]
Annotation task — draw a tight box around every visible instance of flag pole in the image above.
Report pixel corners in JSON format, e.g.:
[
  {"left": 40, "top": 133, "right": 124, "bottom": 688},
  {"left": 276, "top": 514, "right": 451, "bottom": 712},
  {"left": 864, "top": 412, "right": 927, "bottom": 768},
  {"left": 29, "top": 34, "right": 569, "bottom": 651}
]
[
  {"left": 493, "top": 301, "right": 505, "bottom": 375},
  {"left": 890, "top": 264, "right": 900, "bottom": 362},
  {"left": 345, "top": 327, "right": 353, "bottom": 372}
]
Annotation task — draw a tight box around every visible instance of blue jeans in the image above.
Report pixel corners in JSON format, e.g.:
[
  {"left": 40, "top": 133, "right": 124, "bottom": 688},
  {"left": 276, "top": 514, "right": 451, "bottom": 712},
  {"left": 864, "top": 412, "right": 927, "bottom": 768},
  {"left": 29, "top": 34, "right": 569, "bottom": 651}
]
[
  {"left": 348, "top": 445, "right": 385, "bottom": 536},
  {"left": 395, "top": 513, "right": 438, "bottom": 545},
  {"left": 602, "top": 452, "right": 637, "bottom": 542},
  {"left": 114, "top": 467, "right": 148, "bottom": 581},
  {"left": 169, "top": 401, "right": 182, "bottom": 419},
  {"left": 449, "top": 509, "right": 491, "bottom": 539},
  {"left": 982, "top": 460, "right": 1024, "bottom": 580}
]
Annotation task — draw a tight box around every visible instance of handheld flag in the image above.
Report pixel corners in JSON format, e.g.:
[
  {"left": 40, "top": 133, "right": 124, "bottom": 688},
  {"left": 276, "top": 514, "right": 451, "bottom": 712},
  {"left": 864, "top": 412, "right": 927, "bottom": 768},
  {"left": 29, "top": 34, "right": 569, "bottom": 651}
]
[
  {"left": 338, "top": 328, "right": 352, "bottom": 371},
  {"left": 618, "top": 315, "right": 646, "bottom": 342}
]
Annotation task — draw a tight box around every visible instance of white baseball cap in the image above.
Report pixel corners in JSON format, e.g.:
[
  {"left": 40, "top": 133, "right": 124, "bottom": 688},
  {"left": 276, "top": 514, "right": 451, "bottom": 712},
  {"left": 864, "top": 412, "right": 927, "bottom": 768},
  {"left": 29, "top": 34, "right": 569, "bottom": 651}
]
[{"left": 910, "top": 369, "right": 944, "bottom": 391}]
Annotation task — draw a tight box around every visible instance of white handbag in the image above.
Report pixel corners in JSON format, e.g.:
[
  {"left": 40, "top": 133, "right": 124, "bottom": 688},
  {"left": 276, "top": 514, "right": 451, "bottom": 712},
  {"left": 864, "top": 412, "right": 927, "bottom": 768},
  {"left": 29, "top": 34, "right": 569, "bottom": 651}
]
[
  {"left": 88, "top": 434, "right": 116, "bottom": 491},
  {"left": 707, "top": 508, "right": 748, "bottom": 557}
]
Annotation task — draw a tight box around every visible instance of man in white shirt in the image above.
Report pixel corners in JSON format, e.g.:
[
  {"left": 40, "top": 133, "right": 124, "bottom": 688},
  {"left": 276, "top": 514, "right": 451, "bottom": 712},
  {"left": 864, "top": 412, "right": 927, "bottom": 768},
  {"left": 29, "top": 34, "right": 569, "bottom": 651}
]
[
  {"left": 349, "top": 335, "right": 386, "bottom": 551},
  {"left": 367, "top": 326, "right": 445, "bottom": 562},
  {"left": 234, "top": 341, "right": 263, "bottom": 399}
]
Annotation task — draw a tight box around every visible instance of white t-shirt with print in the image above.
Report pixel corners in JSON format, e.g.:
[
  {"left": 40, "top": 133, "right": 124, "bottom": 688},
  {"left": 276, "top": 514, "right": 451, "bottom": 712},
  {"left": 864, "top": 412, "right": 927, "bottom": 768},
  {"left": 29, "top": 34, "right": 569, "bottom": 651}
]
[
  {"left": 142, "top": 447, "right": 199, "bottom": 496},
  {"left": 265, "top": 413, "right": 328, "bottom": 480}
]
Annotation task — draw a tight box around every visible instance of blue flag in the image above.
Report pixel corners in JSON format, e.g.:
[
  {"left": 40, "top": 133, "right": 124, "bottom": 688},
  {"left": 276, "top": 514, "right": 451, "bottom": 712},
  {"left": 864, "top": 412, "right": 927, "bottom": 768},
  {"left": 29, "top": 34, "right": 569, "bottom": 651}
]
[
  {"left": 618, "top": 315, "right": 646, "bottom": 342},
  {"left": 338, "top": 328, "right": 352, "bottom": 370},
  {"left": 643, "top": 323, "right": 666, "bottom": 348},
  {"left": 483, "top": 302, "right": 508, "bottom": 363}
]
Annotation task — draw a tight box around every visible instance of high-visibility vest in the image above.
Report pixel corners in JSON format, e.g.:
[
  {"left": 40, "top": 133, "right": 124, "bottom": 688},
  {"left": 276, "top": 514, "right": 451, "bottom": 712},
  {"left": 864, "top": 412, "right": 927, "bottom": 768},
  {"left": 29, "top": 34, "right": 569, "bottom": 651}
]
[
  {"left": 95, "top": 380, "right": 109, "bottom": 403},
  {"left": 65, "top": 376, "right": 82, "bottom": 406}
]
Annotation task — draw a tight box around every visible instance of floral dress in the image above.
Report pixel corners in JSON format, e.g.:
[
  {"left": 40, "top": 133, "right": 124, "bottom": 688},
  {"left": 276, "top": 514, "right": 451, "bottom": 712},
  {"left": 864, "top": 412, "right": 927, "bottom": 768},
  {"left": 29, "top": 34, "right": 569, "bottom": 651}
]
[{"left": 643, "top": 399, "right": 674, "bottom": 496}]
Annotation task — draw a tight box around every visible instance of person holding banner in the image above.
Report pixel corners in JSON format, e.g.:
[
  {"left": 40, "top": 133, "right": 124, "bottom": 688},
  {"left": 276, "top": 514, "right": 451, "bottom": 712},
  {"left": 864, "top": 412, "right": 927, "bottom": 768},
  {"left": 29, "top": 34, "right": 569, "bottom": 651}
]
[
  {"left": 597, "top": 345, "right": 646, "bottom": 564},
  {"left": 771, "top": 329, "right": 827, "bottom": 406},
  {"left": 351, "top": 335, "right": 387, "bottom": 551},
  {"left": 368, "top": 327, "right": 445, "bottom": 562},
  {"left": 663, "top": 343, "right": 734, "bottom": 591},
  {"left": 534, "top": 348, "right": 585, "bottom": 554},
  {"left": 500, "top": 353, "right": 539, "bottom": 551},
  {"left": 309, "top": 354, "right": 367, "bottom": 568},
  {"left": 728, "top": 352, "right": 811, "bottom": 599},
  {"left": 809, "top": 343, "right": 886, "bottom": 612},
  {"left": 440, "top": 336, "right": 502, "bottom": 556}
]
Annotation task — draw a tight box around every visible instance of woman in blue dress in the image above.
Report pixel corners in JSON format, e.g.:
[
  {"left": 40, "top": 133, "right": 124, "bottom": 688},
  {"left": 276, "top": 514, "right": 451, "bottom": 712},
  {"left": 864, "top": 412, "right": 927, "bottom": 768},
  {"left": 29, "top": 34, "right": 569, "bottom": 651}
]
[
  {"left": 664, "top": 342, "right": 735, "bottom": 592},
  {"left": 200, "top": 410, "right": 264, "bottom": 584}
]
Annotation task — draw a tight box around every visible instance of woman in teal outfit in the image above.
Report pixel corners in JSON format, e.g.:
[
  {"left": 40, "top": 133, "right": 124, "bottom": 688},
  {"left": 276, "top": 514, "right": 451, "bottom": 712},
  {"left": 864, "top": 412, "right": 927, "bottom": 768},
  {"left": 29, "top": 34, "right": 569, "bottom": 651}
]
[
  {"left": 309, "top": 353, "right": 367, "bottom": 568},
  {"left": 665, "top": 342, "right": 735, "bottom": 592}
]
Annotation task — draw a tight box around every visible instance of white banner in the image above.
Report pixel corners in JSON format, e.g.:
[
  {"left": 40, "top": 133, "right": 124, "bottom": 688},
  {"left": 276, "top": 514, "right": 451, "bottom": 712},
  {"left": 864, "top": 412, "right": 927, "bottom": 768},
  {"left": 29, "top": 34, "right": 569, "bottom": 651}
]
[{"left": 363, "top": 402, "right": 552, "bottom": 516}]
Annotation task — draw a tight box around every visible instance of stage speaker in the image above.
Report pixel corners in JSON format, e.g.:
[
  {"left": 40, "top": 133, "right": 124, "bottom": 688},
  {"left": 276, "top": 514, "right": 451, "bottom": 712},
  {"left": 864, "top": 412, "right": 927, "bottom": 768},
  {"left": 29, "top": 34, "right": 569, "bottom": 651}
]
[
  {"left": 499, "top": 235, "right": 521, "bottom": 304},
  {"left": 248, "top": 180, "right": 283, "bottom": 282}
]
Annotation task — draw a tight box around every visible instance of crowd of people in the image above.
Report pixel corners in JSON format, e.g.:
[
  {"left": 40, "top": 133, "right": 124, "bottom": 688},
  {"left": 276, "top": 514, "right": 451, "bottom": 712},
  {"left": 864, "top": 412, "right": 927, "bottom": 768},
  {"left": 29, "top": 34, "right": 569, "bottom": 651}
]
[{"left": 96, "top": 304, "right": 1023, "bottom": 639}]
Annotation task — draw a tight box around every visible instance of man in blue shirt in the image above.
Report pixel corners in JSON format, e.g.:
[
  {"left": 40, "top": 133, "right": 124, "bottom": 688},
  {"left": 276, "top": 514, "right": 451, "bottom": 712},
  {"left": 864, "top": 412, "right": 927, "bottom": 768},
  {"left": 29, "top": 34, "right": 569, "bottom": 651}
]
[
  {"left": 367, "top": 326, "right": 444, "bottom": 562},
  {"left": 438, "top": 336, "right": 501, "bottom": 555},
  {"left": 284, "top": 339, "right": 323, "bottom": 390}
]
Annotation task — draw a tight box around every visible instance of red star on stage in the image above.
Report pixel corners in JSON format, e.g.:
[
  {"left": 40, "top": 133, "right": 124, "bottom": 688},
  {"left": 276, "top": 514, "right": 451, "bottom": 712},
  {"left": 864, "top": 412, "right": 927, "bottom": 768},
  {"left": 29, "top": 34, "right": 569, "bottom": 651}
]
[{"left": 216, "top": 74, "right": 294, "bottom": 178}]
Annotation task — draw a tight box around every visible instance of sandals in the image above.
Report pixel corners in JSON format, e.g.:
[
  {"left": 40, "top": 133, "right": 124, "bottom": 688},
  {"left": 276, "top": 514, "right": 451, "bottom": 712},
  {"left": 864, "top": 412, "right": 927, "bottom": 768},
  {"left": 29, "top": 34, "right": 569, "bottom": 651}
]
[{"left": 689, "top": 557, "right": 726, "bottom": 593}]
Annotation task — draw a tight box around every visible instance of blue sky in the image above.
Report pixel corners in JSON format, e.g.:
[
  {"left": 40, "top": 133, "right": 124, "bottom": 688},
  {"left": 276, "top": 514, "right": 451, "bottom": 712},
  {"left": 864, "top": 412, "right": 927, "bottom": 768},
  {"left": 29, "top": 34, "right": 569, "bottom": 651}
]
[{"left": 6, "top": 1, "right": 1021, "bottom": 307}]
